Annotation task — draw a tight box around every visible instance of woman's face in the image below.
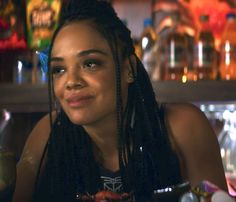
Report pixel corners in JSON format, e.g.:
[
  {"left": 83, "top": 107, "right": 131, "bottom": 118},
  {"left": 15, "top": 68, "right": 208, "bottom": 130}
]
[{"left": 50, "top": 21, "right": 132, "bottom": 126}]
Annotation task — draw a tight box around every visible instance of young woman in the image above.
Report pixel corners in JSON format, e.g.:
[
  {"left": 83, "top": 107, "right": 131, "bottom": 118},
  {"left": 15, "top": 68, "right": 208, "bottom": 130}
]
[{"left": 12, "top": 0, "right": 227, "bottom": 201}]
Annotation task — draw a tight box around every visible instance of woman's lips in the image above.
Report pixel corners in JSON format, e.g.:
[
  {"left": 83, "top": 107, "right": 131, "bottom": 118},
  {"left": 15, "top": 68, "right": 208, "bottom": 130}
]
[{"left": 66, "top": 95, "right": 94, "bottom": 108}]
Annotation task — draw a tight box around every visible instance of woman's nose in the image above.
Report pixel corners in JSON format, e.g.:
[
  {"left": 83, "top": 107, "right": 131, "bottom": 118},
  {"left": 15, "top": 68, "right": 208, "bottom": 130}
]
[
  {"left": 66, "top": 80, "right": 84, "bottom": 90},
  {"left": 66, "top": 70, "right": 85, "bottom": 90}
]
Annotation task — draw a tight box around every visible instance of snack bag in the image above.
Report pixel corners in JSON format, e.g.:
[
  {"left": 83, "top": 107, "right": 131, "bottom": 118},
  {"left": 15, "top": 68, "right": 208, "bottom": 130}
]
[
  {"left": 26, "top": 0, "right": 61, "bottom": 49},
  {"left": 0, "top": 0, "right": 26, "bottom": 50},
  {"left": 0, "top": 0, "right": 14, "bottom": 40}
]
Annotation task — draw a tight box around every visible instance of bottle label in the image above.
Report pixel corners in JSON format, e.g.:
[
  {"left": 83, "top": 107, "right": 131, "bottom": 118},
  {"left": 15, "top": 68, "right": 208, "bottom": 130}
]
[
  {"left": 220, "top": 43, "right": 236, "bottom": 79},
  {"left": 165, "top": 43, "right": 187, "bottom": 69},
  {"left": 193, "top": 43, "right": 216, "bottom": 68},
  {"left": 221, "top": 43, "right": 236, "bottom": 66}
]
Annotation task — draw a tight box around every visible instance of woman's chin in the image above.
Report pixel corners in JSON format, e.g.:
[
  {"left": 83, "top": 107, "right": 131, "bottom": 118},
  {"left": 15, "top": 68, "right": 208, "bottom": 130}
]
[
  {"left": 69, "top": 117, "right": 89, "bottom": 126},
  {"left": 68, "top": 113, "right": 95, "bottom": 126}
]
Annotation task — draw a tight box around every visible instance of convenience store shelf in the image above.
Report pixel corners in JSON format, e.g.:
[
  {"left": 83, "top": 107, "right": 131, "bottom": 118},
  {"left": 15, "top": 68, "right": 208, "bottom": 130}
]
[
  {"left": 0, "top": 84, "right": 49, "bottom": 112},
  {"left": 153, "top": 80, "right": 236, "bottom": 104},
  {"left": 1, "top": 81, "right": 236, "bottom": 112}
]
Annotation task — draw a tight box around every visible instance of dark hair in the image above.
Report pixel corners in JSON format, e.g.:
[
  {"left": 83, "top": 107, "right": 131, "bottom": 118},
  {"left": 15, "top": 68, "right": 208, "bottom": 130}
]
[{"left": 34, "top": 0, "right": 182, "bottom": 201}]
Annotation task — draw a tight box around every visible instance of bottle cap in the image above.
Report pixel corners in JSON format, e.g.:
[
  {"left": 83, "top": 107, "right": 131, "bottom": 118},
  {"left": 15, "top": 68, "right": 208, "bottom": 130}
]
[
  {"left": 121, "top": 19, "right": 128, "bottom": 27},
  {"left": 199, "top": 14, "right": 209, "bottom": 22},
  {"left": 144, "top": 18, "right": 153, "bottom": 27},
  {"left": 226, "top": 12, "right": 236, "bottom": 19}
]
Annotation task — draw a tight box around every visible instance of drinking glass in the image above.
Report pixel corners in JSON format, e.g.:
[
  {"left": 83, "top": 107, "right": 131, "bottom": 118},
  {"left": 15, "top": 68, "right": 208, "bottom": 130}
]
[
  {"left": 0, "top": 148, "right": 16, "bottom": 202},
  {"left": 0, "top": 109, "right": 16, "bottom": 202}
]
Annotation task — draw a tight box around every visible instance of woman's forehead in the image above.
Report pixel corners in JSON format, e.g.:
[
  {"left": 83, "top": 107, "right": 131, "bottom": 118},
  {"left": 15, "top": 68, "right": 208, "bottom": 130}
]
[
  {"left": 52, "top": 21, "right": 112, "bottom": 56},
  {"left": 57, "top": 21, "right": 106, "bottom": 43}
]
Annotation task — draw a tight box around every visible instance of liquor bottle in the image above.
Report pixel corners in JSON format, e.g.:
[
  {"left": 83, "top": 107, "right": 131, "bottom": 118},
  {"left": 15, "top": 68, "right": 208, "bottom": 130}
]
[
  {"left": 139, "top": 18, "right": 159, "bottom": 79},
  {"left": 163, "top": 12, "right": 188, "bottom": 81},
  {"left": 220, "top": 12, "right": 236, "bottom": 80},
  {"left": 193, "top": 14, "right": 217, "bottom": 80},
  {"left": 13, "top": 60, "right": 32, "bottom": 84}
]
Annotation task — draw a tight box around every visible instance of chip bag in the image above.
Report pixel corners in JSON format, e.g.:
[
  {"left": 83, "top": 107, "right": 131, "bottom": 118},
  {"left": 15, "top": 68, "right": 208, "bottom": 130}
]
[
  {"left": 26, "top": 0, "right": 61, "bottom": 49},
  {"left": 0, "top": 0, "right": 26, "bottom": 50}
]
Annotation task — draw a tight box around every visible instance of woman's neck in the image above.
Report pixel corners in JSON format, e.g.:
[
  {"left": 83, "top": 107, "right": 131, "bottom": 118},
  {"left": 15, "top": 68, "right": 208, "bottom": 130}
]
[{"left": 83, "top": 116, "right": 120, "bottom": 172}]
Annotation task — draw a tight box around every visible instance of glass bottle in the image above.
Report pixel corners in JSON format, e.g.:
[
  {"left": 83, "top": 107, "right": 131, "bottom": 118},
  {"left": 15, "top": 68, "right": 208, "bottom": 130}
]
[
  {"left": 13, "top": 60, "right": 32, "bottom": 84},
  {"left": 218, "top": 108, "right": 236, "bottom": 196},
  {"left": 163, "top": 13, "right": 188, "bottom": 81},
  {"left": 193, "top": 14, "right": 217, "bottom": 80},
  {"left": 0, "top": 109, "right": 16, "bottom": 202},
  {"left": 220, "top": 12, "right": 236, "bottom": 80},
  {"left": 139, "top": 18, "right": 159, "bottom": 79}
]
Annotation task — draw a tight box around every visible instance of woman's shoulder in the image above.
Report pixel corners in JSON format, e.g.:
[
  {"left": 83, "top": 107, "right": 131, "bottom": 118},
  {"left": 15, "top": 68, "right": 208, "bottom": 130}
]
[
  {"left": 163, "top": 102, "right": 213, "bottom": 143},
  {"left": 162, "top": 103, "right": 227, "bottom": 190},
  {"left": 18, "top": 112, "right": 57, "bottom": 167},
  {"left": 26, "top": 112, "right": 54, "bottom": 147},
  {"left": 163, "top": 102, "right": 208, "bottom": 131},
  {"left": 12, "top": 112, "right": 57, "bottom": 202},
  {"left": 164, "top": 102, "right": 205, "bottom": 120}
]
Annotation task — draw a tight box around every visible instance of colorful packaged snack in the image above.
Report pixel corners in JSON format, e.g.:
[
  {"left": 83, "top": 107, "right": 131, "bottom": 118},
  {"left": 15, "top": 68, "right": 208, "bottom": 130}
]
[
  {"left": 0, "top": 0, "right": 26, "bottom": 50},
  {"left": 26, "top": 0, "right": 61, "bottom": 49},
  {"left": 0, "top": 0, "right": 15, "bottom": 40}
]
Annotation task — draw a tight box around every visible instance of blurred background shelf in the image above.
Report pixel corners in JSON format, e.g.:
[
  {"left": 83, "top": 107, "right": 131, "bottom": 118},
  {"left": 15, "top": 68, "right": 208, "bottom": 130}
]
[
  {"left": 1, "top": 81, "right": 236, "bottom": 112},
  {"left": 153, "top": 80, "right": 236, "bottom": 103},
  {"left": 0, "top": 84, "right": 49, "bottom": 112}
]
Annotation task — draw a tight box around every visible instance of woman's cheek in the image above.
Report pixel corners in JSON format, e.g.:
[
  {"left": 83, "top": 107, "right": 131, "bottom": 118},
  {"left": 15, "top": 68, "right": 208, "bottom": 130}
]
[{"left": 53, "top": 80, "right": 64, "bottom": 99}]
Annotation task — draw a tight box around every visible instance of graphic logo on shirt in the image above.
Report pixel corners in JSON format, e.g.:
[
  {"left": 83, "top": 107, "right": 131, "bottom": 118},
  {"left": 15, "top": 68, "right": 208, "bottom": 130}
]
[{"left": 101, "top": 176, "right": 122, "bottom": 193}]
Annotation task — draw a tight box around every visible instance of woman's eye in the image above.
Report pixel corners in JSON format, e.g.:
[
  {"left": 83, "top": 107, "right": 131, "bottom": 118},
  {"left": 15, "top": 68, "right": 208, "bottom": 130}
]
[
  {"left": 83, "top": 59, "right": 101, "bottom": 70},
  {"left": 51, "top": 66, "right": 65, "bottom": 76}
]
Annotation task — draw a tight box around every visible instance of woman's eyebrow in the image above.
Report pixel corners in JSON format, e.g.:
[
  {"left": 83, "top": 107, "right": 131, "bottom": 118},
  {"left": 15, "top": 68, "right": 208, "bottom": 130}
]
[
  {"left": 50, "top": 57, "right": 63, "bottom": 62},
  {"left": 77, "top": 49, "right": 109, "bottom": 57},
  {"left": 50, "top": 49, "right": 109, "bottom": 62}
]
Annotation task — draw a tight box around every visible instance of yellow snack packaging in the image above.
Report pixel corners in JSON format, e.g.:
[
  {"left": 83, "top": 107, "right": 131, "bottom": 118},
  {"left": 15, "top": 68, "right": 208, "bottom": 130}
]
[{"left": 26, "top": 0, "right": 61, "bottom": 49}]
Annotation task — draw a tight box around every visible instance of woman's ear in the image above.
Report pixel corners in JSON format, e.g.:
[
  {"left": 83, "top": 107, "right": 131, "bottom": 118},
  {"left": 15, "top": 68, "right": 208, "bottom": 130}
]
[{"left": 126, "top": 55, "right": 137, "bottom": 83}]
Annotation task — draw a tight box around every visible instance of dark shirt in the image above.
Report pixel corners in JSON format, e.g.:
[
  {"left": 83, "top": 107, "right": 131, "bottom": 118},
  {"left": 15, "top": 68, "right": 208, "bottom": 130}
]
[{"left": 34, "top": 104, "right": 183, "bottom": 202}]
